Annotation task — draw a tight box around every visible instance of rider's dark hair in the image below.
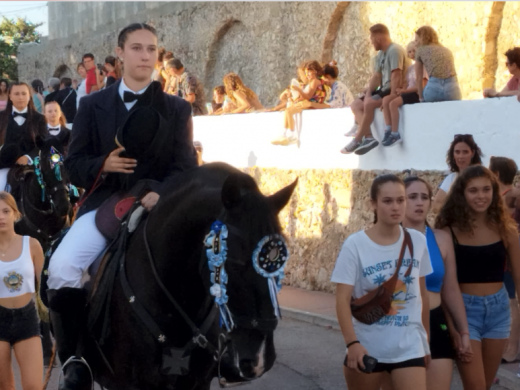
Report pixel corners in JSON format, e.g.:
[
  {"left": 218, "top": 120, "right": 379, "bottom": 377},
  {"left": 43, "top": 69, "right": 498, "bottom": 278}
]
[
  {"left": 117, "top": 23, "right": 157, "bottom": 49},
  {"left": 0, "top": 81, "right": 46, "bottom": 146},
  {"left": 370, "top": 174, "right": 405, "bottom": 223}
]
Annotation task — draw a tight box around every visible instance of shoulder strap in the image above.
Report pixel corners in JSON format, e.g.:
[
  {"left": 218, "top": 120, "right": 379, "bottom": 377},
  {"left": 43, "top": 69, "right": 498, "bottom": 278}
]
[
  {"left": 388, "top": 228, "right": 413, "bottom": 282},
  {"left": 448, "top": 225, "right": 459, "bottom": 245},
  {"left": 61, "top": 89, "right": 74, "bottom": 105}
]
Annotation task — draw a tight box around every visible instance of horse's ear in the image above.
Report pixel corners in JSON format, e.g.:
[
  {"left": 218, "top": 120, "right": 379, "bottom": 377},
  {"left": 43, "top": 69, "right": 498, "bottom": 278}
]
[
  {"left": 267, "top": 178, "right": 298, "bottom": 214},
  {"left": 222, "top": 174, "right": 242, "bottom": 210}
]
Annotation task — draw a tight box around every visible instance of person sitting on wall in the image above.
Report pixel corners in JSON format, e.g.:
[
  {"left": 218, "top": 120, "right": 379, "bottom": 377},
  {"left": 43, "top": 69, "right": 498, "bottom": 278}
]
[
  {"left": 305, "top": 60, "right": 354, "bottom": 110},
  {"left": 341, "top": 23, "right": 410, "bottom": 156},
  {"left": 165, "top": 58, "right": 208, "bottom": 116},
  {"left": 222, "top": 72, "right": 264, "bottom": 114},
  {"left": 210, "top": 86, "right": 226, "bottom": 114},
  {"left": 484, "top": 47, "right": 520, "bottom": 99},
  {"left": 415, "top": 25, "right": 461, "bottom": 105},
  {"left": 269, "top": 62, "right": 310, "bottom": 112},
  {"left": 271, "top": 60, "right": 328, "bottom": 146},
  {"left": 380, "top": 41, "right": 429, "bottom": 147},
  {"left": 162, "top": 51, "right": 176, "bottom": 94}
]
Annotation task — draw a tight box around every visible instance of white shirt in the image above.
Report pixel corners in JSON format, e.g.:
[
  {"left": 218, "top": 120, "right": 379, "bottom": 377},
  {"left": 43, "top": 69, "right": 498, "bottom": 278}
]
[
  {"left": 118, "top": 78, "right": 151, "bottom": 111},
  {"left": 12, "top": 107, "right": 28, "bottom": 126},
  {"left": 331, "top": 227, "right": 432, "bottom": 363},
  {"left": 76, "top": 79, "right": 87, "bottom": 109},
  {"left": 47, "top": 123, "right": 61, "bottom": 136},
  {"left": 439, "top": 172, "right": 458, "bottom": 193}
]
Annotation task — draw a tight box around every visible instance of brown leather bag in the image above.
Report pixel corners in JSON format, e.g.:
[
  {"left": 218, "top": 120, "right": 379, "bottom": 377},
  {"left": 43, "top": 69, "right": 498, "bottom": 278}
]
[{"left": 351, "top": 229, "right": 414, "bottom": 325}]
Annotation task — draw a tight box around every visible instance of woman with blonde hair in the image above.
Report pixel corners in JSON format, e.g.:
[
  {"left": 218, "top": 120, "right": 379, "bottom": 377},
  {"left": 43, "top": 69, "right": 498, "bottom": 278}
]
[
  {"left": 0, "top": 191, "right": 45, "bottom": 390},
  {"left": 414, "top": 25, "right": 461, "bottom": 103},
  {"left": 222, "top": 73, "right": 263, "bottom": 114}
]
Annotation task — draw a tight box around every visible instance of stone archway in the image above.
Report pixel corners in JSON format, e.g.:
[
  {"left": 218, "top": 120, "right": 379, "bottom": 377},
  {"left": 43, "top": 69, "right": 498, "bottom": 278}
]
[
  {"left": 204, "top": 18, "right": 243, "bottom": 89},
  {"left": 53, "top": 64, "right": 72, "bottom": 79},
  {"left": 482, "top": 1, "right": 505, "bottom": 89},
  {"left": 321, "top": 2, "right": 350, "bottom": 64}
]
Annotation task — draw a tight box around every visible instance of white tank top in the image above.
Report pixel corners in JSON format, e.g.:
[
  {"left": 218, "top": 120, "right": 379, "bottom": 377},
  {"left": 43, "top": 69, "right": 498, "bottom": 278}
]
[{"left": 0, "top": 236, "right": 35, "bottom": 298}]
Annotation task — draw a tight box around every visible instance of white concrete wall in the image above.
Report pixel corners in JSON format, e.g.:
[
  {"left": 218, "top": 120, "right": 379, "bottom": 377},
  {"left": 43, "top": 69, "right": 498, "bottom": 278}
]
[{"left": 193, "top": 96, "right": 519, "bottom": 171}]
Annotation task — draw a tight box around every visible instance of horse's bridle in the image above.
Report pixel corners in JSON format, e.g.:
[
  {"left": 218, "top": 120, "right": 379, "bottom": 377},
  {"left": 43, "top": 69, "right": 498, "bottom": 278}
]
[
  {"left": 119, "top": 205, "right": 277, "bottom": 387},
  {"left": 15, "top": 167, "right": 66, "bottom": 242}
]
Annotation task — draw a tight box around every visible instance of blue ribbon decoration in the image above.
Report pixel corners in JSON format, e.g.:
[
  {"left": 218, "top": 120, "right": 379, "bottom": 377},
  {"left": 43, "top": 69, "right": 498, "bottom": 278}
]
[
  {"left": 252, "top": 234, "right": 290, "bottom": 318},
  {"left": 205, "top": 221, "right": 234, "bottom": 331},
  {"left": 33, "top": 156, "right": 46, "bottom": 202},
  {"left": 69, "top": 184, "right": 79, "bottom": 198}
]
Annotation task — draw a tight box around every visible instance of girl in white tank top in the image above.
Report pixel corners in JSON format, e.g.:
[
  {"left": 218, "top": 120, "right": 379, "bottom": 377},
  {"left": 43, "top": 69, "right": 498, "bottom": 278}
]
[{"left": 0, "top": 192, "right": 44, "bottom": 390}]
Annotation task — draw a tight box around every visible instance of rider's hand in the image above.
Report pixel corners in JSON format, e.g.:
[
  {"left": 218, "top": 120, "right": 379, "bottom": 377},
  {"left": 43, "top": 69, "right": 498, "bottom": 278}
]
[
  {"left": 141, "top": 192, "right": 160, "bottom": 211},
  {"left": 345, "top": 343, "right": 368, "bottom": 373},
  {"left": 16, "top": 156, "right": 30, "bottom": 165},
  {"left": 102, "top": 147, "right": 137, "bottom": 174}
]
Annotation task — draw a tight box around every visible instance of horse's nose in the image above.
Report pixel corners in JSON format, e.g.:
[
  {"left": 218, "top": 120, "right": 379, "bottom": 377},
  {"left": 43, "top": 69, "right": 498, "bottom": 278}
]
[{"left": 239, "top": 358, "right": 264, "bottom": 379}]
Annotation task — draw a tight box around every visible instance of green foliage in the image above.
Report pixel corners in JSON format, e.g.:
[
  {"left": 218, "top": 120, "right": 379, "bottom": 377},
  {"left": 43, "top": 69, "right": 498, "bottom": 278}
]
[{"left": 0, "top": 17, "right": 43, "bottom": 81}]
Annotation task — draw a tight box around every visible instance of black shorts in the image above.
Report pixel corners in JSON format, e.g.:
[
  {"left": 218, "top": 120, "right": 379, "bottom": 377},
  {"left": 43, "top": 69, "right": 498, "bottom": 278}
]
[
  {"left": 401, "top": 92, "right": 421, "bottom": 105},
  {"left": 0, "top": 301, "right": 40, "bottom": 345},
  {"left": 372, "top": 357, "right": 426, "bottom": 373},
  {"left": 360, "top": 89, "right": 391, "bottom": 101},
  {"left": 430, "top": 306, "right": 456, "bottom": 360}
]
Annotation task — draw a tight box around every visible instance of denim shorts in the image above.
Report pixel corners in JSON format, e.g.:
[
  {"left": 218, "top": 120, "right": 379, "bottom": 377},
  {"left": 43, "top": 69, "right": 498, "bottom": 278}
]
[
  {"left": 424, "top": 76, "right": 462, "bottom": 102},
  {"left": 462, "top": 286, "right": 510, "bottom": 341},
  {"left": 0, "top": 301, "right": 40, "bottom": 345}
]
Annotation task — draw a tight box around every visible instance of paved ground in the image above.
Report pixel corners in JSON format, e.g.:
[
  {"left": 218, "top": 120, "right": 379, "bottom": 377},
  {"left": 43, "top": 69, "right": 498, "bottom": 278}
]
[{"left": 13, "top": 318, "right": 515, "bottom": 389}]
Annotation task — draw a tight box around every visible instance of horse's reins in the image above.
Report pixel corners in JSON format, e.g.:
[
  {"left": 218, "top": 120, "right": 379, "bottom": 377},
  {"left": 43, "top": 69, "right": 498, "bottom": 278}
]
[{"left": 17, "top": 168, "right": 66, "bottom": 242}]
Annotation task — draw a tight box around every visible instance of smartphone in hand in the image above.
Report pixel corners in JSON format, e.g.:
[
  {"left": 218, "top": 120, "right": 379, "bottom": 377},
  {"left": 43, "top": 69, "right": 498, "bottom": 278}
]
[{"left": 359, "top": 355, "right": 378, "bottom": 373}]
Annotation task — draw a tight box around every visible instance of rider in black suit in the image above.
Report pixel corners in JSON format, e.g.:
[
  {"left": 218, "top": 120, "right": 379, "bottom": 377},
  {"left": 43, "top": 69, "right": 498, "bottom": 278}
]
[{"left": 46, "top": 23, "right": 198, "bottom": 388}]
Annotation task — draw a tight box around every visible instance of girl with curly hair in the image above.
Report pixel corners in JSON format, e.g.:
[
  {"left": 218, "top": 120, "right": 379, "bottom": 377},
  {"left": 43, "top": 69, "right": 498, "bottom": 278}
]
[
  {"left": 435, "top": 165, "right": 520, "bottom": 390},
  {"left": 415, "top": 26, "right": 461, "bottom": 103},
  {"left": 222, "top": 72, "right": 263, "bottom": 114},
  {"left": 432, "top": 134, "right": 483, "bottom": 213}
]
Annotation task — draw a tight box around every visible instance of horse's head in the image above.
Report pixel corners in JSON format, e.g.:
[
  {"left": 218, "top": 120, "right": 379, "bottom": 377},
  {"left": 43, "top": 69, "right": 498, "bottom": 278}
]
[
  {"left": 211, "top": 173, "right": 297, "bottom": 382},
  {"left": 36, "top": 137, "right": 71, "bottom": 217}
]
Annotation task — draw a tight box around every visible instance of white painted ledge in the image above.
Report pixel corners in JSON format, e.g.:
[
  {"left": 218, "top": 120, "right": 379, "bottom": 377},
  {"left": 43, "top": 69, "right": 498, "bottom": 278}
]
[{"left": 193, "top": 96, "right": 519, "bottom": 171}]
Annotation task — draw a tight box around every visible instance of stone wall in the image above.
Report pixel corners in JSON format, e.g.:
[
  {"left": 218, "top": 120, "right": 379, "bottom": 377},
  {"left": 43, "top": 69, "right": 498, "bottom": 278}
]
[
  {"left": 244, "top": 168, "right": 446, "bottom": 293},
  {"left": 17, "top": 2, "right": 520, "bottom": 106}
]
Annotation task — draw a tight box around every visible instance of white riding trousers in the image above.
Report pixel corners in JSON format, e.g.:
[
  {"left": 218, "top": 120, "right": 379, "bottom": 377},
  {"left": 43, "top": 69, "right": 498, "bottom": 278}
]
[
  {"left": 47, "top": 210, "right": 107, "bottom": 289},
  {"left": 0, "top": 168, "right": 9, "bottom": 192}
]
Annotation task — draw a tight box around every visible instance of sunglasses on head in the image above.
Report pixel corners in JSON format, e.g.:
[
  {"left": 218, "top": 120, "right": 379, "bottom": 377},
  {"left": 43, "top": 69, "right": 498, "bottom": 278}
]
[{"left": 454, "top": 134, "right": 474, "bottom": 140}]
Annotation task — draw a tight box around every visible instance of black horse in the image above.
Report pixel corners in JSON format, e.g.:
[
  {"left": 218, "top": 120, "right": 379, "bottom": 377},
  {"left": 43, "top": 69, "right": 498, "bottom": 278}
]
[
  {"left": 8, "top": 137, "right": 75, "bottom": 251},
  {"left": 62, "top": 162, "right": 297, "bottom": 390}
]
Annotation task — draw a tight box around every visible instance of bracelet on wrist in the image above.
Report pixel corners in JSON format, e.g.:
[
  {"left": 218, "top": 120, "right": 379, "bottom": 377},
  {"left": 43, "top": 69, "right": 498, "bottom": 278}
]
[
  {"left": 346, "top": 340, "right": 360, "bottom": 348},
  {"left": 459, "top": 331, "right": 470, "bottom": 336}
]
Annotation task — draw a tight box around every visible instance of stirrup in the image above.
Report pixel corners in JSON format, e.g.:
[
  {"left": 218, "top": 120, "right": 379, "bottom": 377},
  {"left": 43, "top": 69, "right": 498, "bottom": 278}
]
[{"left": 59, "top": 356, "right": 94, "bottom": 390}]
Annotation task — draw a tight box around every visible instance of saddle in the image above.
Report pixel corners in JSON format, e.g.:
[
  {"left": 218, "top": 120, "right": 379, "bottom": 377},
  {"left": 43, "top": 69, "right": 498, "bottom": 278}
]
[{"left": 94, "top": 179, "right": 155, "bottom": 240}]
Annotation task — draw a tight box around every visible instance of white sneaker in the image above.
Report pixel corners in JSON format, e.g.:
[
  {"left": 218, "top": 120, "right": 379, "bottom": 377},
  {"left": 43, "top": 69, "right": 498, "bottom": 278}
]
[{"left": 344, "top": 123, "right": 359, "bottom": 137}]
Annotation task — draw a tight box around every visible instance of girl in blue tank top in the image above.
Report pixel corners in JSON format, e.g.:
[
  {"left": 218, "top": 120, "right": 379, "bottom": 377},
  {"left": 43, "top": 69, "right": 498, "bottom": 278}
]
[{"left": 383, "top": 177, "right": 472, "bottom": 390}]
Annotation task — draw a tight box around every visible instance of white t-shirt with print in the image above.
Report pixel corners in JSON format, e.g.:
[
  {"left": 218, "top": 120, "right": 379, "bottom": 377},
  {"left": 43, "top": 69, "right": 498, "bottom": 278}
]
[
  {"left": 439, "top": 172, "right": 458, "bottom": 193},
  {"left": 331, "top": 227, "right": 432, "bottom": 363}
]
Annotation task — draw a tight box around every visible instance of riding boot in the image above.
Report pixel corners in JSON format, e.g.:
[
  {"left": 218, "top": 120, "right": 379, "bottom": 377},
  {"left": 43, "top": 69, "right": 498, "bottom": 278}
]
[{"left": 47, "top": 288, "right": 92, "bottom": 390}]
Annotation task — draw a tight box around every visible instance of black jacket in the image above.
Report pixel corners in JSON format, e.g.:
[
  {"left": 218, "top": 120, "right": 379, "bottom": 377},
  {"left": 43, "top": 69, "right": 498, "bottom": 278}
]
[
  {"left": 65, "top": 80, "right": 198, "bottom": 217},
  {"left": 54, "top": 87, "right": 77, "bottom": 124},
  {"left": 0, "top": 110, "right": 47, "bottom": 169}
]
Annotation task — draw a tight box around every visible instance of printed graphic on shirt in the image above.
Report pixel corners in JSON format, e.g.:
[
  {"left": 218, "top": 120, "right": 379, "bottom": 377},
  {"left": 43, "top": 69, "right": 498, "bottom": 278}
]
[
  {"left": 3, "top": 271, "right": 24, "bottom": 292},
  {"left": 364, "top": 258, "right": 420, "bottom": 324}
]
